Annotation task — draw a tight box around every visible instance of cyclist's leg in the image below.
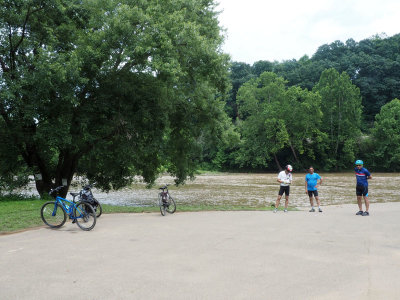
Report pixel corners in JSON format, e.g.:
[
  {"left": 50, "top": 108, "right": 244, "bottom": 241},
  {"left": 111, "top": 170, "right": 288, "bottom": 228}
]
[
  {"left": 315, "top": 191, "right": 321, "bottom": 207},
  {"left": 284, "top": 187, "right": 289, "bottom": 209},
  {"left": 309, "top": 193, "right": 314, "bottom": 207},
  {"left": 276, "top": 187, "right": 284, "bottom": 208},
  {"left": 363, "top": 186, "right": 369, "bottom": 212}
]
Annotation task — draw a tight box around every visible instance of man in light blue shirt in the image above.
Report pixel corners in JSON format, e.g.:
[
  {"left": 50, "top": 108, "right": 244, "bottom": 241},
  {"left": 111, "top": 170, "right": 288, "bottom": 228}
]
[{"left": 305, "top": 166, "right": 323, "bottom": 212}]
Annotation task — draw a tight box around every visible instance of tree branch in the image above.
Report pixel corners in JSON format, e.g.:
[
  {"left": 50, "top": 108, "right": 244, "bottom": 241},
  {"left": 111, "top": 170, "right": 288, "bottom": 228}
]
[
  {"left": 13, "top": 5, "right": 45, "bottom": 51},
  {"left": 0, "top": 57, "right": 9, "bottom": 72}
]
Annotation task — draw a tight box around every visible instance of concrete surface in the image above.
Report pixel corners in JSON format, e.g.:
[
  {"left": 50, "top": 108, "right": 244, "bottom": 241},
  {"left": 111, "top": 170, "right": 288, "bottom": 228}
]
[{"left": 1, "top": 203, "right": 400, "bottom": 300}]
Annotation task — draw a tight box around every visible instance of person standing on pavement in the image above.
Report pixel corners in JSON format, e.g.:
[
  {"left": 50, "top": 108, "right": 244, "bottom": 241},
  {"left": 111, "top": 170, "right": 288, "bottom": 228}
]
[
  {"left": 274, "top": 165, "right": 293, "bottom": 213},
  {"left": 305, "top": 166, "right": 323, "bottom": 212},
  {"left": 354, "top": 160, "right": 372, "bottom": 216}
]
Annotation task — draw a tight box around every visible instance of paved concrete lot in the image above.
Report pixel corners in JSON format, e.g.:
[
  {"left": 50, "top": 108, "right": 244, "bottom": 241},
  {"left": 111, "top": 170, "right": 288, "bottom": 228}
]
[{"left": 1, "top": 203, "right": 400, "bottom": 300}]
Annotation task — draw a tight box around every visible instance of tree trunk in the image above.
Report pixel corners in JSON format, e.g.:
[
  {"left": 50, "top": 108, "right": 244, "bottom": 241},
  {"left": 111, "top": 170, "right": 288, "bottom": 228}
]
[
  {"left": 55, "top": 151, "right": 80, "bottom": 198},
  {"left": 274, "top": 153, "right": 282, "bottom": 171},
  {"left": 289, "top": 140, "right": 300, "bottom": 165},
  {"left": 23, "top": 139, "right": 54, "bottom": 198},
  {"left": 34, "top": 175, "right": 53, "bottom": 198}
]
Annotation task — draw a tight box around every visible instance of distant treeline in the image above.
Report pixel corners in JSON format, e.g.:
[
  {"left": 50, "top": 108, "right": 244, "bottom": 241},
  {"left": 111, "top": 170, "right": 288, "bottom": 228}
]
[{"left": 200, "top": 34, "right": 400, "bottom": 172}]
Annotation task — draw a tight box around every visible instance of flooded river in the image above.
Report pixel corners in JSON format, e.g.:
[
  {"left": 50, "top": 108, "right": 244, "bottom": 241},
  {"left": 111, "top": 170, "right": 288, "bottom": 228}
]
[{"left": 41, "top": 172, "right": 399, "bottom": 208}]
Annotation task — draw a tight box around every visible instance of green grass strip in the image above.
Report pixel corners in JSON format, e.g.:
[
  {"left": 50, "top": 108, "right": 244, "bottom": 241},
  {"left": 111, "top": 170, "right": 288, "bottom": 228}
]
[{"left": 1, "top": 196, "right": 293, "bottom": 234}]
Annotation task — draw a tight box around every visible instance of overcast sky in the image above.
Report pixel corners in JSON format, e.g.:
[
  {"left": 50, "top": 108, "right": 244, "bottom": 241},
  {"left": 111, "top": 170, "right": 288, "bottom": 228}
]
[{"left": 216, "top": 0, "right": 400, "bottom": 64}]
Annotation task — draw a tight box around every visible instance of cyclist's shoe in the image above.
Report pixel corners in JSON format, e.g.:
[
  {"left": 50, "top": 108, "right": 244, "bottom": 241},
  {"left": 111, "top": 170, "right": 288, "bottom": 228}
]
[
  {"left": 284, "top": 209, "right": 288, "bottom": 213},
  {"left": 72, "top": 219, "right": 76, "bottom": 224},
  {"left": 273, "top": 208, "right": 277, "bottom": 213},
  {"left": 318, "top": 208, "right": 323, "bottom": 212},
  {"left": 362, "top": 211, "right": 369, "bottom": 216},
  {"left": 356, "top": 211, "right": 363, "bottom": 216},
  {"left": 309, "top": 208, "right": 315, "bottom": 212}
]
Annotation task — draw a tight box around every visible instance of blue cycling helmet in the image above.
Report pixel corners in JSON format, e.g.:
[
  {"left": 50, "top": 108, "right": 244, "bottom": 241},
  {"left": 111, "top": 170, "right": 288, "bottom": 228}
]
[{"left": 355, "top": 159, "right": 363, "bottom": 165}]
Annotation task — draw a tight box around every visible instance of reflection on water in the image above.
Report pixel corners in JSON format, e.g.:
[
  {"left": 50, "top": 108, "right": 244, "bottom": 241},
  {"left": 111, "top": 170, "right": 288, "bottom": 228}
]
[{"left": 20, "top": 172, "right": 400, "bottom": 208}]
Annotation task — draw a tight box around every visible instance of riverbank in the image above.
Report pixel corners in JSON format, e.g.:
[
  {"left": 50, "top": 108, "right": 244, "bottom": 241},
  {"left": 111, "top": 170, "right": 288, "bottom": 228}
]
[{"left": 3, "top": 170, "right": 399, "bottom": 233}]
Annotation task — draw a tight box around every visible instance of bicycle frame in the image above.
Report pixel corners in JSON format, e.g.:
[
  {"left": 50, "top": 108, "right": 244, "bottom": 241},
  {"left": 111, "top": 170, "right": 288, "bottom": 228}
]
[
  {"left": 159, "top": 186, "right": 169, "bottom": 196},
  {"left": 52, "top": 196, "right": 84, "bottom": 220}
]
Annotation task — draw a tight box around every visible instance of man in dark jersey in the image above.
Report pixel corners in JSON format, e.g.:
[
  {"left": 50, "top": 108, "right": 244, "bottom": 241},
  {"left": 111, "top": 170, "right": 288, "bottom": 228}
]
[{"left": 354, "top": 160, "right": 372, "bottom": 216}]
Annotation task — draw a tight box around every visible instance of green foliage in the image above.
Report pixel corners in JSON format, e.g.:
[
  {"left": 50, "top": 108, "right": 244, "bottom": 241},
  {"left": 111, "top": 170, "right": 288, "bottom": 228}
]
[
  {"left": 226, "top": 34, "right": 400, "bottom": 127},
  {"left": 0, "top": 0, "right": 229, "bottom": 195},
  {"left": 199, "top": 103, "right": 240, "bottom": 170},
  {"left": 313, "top": 69, "right": 362, "bottom": 170},
  {"left": 221, "top": 34, "right": 400, "bottom": 171},
  {"left": 370, "top": 99, "right": 400, "bottom": 170},
  {"left": 235, "top": 72, "right": 323, "bottom": 169},
  {"left": 225, "top": 61, "right": 255, "bottom": 120}
]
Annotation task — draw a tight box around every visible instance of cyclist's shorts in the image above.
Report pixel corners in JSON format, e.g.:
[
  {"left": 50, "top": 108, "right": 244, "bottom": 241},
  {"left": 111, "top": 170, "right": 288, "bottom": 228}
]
[
  {"left": 307, "top": 190, "right": 319, "bottom": 197},
  {"left": 356, "top": 185, "right": 368, "bottom": 196},
  {"left": 278, "top": 186, "right": 290, "bottom": 196}
]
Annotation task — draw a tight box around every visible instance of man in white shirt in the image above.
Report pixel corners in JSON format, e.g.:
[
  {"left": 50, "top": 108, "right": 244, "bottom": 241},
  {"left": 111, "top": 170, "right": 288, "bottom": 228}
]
[{"left": 274, "top": 165, "right": 293, "bottom": 213}]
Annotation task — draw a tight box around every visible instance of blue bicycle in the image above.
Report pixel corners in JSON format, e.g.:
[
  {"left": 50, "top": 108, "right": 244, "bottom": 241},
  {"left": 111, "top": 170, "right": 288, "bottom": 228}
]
[{"left": 40, "top": 186, "right": 96, "bottom": 231}]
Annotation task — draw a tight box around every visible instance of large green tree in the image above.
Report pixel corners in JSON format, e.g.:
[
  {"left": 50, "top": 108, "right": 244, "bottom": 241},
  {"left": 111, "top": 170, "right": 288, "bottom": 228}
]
[
  {"left": 370, "top": 99, "right": 400, "bottom": 170},
  {"left": 0, "top": 0, "right": 229, "bottom": 196},
  {"left": 235, "top": 72, "right": 323, "bottom": 170},
  {"left": 313, "top": 68, "right": 362, "bottom": 170},
  {"left": 228, "top": 34, "right": 400, "bottom": 126}
]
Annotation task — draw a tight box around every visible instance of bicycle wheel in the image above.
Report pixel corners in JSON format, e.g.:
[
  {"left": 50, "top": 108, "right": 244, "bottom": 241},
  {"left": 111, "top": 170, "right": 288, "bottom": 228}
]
[
  {"left": 41, "top": 202, "right": 66, "bottom": 228},
  {"left": 95, "top": 203, "right": 103, "bottom": 218},
  {"left": 159, "top": 194, "right": 166, "bottom": 216},
  {"left": 74, "top": 201, "right": 96, "bottom": 231},
  {"left": 166, "top": 195, "right": 176, "bottom": 214},
  {"left": 93, "top": 199, "right": 102, "bottom": 218}
]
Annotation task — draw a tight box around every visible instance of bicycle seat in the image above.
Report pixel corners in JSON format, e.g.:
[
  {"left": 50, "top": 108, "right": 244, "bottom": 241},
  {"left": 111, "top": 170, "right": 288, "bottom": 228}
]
[
  {"left": 159, "top": 184, "right": 169, "bottom": 190},
  {"left": 70, "top": 192, "right": 80, "bottom": 197}
]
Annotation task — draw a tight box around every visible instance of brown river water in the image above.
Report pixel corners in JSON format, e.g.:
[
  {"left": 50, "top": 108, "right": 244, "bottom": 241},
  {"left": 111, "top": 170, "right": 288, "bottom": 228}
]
[{"left": 39, "top": 172, "right": 397, "bottom": 208}]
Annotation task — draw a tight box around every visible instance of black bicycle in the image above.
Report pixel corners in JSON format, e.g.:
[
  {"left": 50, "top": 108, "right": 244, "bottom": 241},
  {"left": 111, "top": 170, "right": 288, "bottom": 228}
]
[
  {"left": 79, "top": 184, "right": 102, "bottom": 218},
  {"left": 158, "top": 184, "right": 176, "bottom": 216}
]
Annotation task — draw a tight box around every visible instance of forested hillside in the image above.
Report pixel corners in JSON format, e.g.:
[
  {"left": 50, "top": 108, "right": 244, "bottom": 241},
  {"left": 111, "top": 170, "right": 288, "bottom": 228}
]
[
  {"left": 227, "top": 34, "right": 400, "bottom": 124},
  {"left": 208, "top": 34, "right": 400, "bottom": 172}
]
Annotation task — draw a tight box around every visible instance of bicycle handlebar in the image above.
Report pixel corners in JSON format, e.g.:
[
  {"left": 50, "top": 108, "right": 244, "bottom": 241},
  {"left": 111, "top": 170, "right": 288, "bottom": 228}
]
[
  {"left": 83, "top": 184, "right": 93, "bottom": 190},
  {"left": 48, "top": 186, "right": 64, "bottom": 196},
  {"left": 159, "top": 184, "right": 170, "bottom": 190}
]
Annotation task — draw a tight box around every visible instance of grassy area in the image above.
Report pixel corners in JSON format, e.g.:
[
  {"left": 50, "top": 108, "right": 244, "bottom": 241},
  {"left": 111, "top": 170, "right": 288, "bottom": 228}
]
[
  {"left": 0, "top": 195, "right": 48, "bottom": 233},
  {"left": 0, "top": 195, "right": 289, "bottom": 234}
]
